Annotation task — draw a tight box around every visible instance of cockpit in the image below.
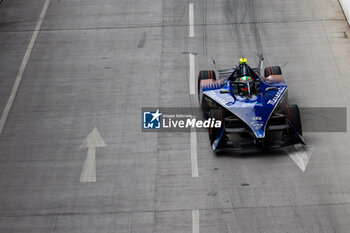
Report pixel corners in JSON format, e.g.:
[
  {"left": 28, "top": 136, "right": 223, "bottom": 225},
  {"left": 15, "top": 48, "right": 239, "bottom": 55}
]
[{"left": 228, "top": 58, "right": 261, "bottom": 97}]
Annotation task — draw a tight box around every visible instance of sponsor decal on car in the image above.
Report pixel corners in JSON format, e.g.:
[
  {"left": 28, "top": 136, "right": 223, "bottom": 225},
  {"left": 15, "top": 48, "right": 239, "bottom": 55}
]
[{"left": 267, "top": 87, "right": 286, "bottom": 105}]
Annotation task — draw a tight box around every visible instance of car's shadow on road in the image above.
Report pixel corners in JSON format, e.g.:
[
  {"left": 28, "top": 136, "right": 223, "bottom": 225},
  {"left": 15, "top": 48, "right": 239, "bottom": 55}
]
[{"left": 213, "top": 148, "right": 287, "bottom": 159}]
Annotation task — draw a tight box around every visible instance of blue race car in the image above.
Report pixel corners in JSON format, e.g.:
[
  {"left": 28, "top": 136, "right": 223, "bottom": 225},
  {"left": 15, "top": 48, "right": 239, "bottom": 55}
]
[{"left": 198, "top": 57, "right": 305, "bottom": 152}]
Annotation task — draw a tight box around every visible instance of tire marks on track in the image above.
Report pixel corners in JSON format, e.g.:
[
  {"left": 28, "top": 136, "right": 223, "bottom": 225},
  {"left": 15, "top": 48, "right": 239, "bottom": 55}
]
[{"left": 224, "top": 0, "right": 264, "bottom": 59}]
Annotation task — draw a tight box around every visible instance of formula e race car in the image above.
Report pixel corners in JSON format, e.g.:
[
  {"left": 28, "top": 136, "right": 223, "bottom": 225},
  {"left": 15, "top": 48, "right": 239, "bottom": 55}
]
[{"left": 198, "top": 57, "right": 305, "bottom": 152}]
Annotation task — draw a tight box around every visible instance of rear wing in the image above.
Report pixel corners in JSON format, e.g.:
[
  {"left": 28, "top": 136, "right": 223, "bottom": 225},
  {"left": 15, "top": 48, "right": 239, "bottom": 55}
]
[{"left": 218, "top": 68, "right": 234, "bottom": 79}]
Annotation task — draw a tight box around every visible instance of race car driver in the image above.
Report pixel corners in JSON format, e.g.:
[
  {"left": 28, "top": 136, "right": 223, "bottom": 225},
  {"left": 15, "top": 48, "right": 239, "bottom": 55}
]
[{"left": 236, "top": 58, "right": 254, "bottom": 95}]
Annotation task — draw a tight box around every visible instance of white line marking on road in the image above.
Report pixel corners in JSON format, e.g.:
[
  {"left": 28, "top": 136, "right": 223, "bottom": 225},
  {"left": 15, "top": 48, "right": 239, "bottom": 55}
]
[
  {"left": 189, "top": 53, "right": 196, "bottom": 95},
  {"left": 188, "top": 4, "right": 197, "bottom": 178},
  {"left": 80, "top": 127, "right": 106, "bottom": 182},
  {"left": 0, "top": 0, "right": 51, "bottom": 136},
  {"left": 192, "top": 210, "right": 199, "bottom": 233},
  {"left": 285, "top": 144, "right": 313, "bottom": 172},
  {"left": 189, "top": 3, "right": 194, "bottom": 37},
  {"left": 191, "top": 129, "right": 198, "bottom": 177}
]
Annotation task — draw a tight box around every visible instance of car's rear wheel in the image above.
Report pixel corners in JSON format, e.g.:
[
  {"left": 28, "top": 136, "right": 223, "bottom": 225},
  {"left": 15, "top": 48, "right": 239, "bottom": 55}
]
[
  {"left": 198, "top": 70, "right": 216, "bottom": 100},
  {"left": 264, "top": 66, "right": 282, "bottom": 77},
  {"left": 208, "top": 108, "right": 224, "bottom": 145},
  {"left": 283, "top": 104, "right": 302, "bottom": 135}
]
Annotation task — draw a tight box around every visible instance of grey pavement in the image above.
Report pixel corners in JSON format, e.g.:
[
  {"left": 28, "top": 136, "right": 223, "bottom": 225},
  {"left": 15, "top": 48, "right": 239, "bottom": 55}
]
[{"left": 1, "top": 0, "right": 350, "bottom": 232}]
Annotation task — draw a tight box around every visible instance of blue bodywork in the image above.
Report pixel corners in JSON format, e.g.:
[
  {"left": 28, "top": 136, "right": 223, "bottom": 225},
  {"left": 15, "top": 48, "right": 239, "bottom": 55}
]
[{"left": 202, "top": 77, "right": 288, "bottom": 151}]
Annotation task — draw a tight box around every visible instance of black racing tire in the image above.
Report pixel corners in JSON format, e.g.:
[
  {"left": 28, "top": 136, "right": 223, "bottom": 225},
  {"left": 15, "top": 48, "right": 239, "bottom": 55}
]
[
  {"left": 264, "top": 66, "right": 282, "bottom": 77},
  {"left": 283, "top": 104, "right": 302, "bottom": 135},
  {"left": 198, "top": 70, "right": 216, "bottom": 100},
  {"left": 208, "top": 108, "right": 224, "bottom": 145}
]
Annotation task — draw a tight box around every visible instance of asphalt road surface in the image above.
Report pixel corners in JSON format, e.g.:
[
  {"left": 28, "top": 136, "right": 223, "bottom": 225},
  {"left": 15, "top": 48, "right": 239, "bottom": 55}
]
[{"left": 1, "top": 0, "right": 350, "bottom": 232}]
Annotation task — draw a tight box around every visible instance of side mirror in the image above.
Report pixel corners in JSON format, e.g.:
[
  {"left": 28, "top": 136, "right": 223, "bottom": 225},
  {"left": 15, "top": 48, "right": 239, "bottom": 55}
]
[
  {"left": 220, "top": 89, "right": 230, "bottom": 94},
  {"left": 263, "top": 87, "right": 277, "bottom": 94}
]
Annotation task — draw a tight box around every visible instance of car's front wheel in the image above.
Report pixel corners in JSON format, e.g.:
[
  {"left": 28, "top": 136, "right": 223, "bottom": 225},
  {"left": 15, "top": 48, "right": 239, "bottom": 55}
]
[{"left": 283, "top": 104, "right": 302, "bottom": 136}]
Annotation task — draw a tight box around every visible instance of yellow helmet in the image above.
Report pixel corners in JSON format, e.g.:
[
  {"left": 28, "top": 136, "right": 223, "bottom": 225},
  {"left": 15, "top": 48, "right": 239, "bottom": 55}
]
[{"left": 240, "top": 57, "right": 247, "bottom": 65}]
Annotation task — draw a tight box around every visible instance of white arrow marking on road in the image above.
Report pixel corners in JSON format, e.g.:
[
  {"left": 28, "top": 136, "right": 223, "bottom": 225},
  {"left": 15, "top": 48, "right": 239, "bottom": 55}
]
[
  {"left": 79, "top": 127, "right": 106, "bottom": 182},
  {"left": 285, "top": 144, "right": 313, "bottom": 172}
]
